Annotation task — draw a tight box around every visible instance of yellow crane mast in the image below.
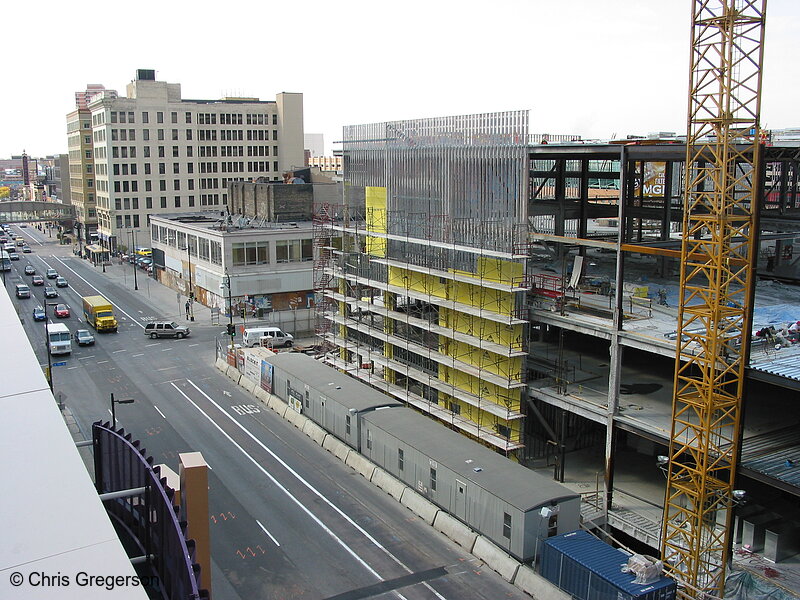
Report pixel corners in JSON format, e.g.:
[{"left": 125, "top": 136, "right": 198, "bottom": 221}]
[{"left": 660, "top": 1, "right": 766, "bottom": 598}]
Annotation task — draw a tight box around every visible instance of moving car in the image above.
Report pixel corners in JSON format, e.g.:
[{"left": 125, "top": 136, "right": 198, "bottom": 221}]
[
  {"left": 24, "top": 265, "right": 35, "bottom": 275},
  {"left": 74, "top": 329, "right": 95, "bottom": 346},
  {"left": 32, "top": 306, "right": 46, "bottom": 321},
  {"left": 143, "top": 321, "right": 190, "bottom": 339},
  {"left": 46, "top": 268, "right": 58, "bottom": 279},
  {"left": 31, "top": 275, "right": 44, "bottom": 286},
  {"left": 22, "top": 246, "right": 31, "bottom": 253},
  {"left": 54, "top": 304, "right": 70, "bottom": 318},
  {"left": 44, "top": 286, "right": 59, "bottom": 298},
  {"left": 9, "top": 252, "right": 19, "bottom": 260},
  {"left": 15, "top": 284, "right": 31, "bottom": 299},
  {"left": 55, "top": 277, "right": 68, "bottom": 288}
]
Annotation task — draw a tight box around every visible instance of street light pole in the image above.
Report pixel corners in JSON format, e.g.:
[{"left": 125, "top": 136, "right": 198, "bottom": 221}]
[
  {"left": 224, "top": 269, "right": 234, "bottom": 352},
  {"left": 110, "top": 392, "right": 135, "bottom": 426},
  {"left": 129, "top": 229, "right": 139, "bottom": 291},
  {"left": 44, "top": 306, "right": 52, "bottom": 392},
  {"left": 186, "top": 243, "right": 194, "bottom": 322}
]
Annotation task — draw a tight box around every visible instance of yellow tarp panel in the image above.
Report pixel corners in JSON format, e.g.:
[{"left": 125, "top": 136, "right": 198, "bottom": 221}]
[{"left": 365, "top": 187, "right": 387, "bottom": 257}]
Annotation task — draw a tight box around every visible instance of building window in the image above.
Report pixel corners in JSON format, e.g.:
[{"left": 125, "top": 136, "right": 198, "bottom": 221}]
[
  {"left": 366, "top": 429, "right": 372, "bottom": 450},
  {"left": 503, "top": 513, "right": 511, "bottom": 540},
  {"left": 185, "top": 112, "right": 192, "bottom": 124},
  {"left": 345, "top": 415, "right": 351, "bottom": 436},
  {"left": 174, "top": 196, "right": 181, "bottom": 208},
  {"left": 157, "top": 111, "right": 163, "bottom": 124},
  {"left": 210, "top": 240, "right": 222, "bottom": 265},
  {"left": 398, "top": 448, "right": 404, "bottom": 472},
  {"left": 143, "top": 129, "right": 150, "bottom": 141},
  {"left": 171, "top": 112, "right": 178, "bottom": 124},
  {"left": 198, "top": 238, "right": 210, "bottom": 261},
  {"left": 146, "top": 197, "right": 153, "bottom": 209},
  {"left": 232, "top": 241, "right": 269, "bottom": 266},
  {"left": 275, "top": 239, "right": 313, "bottom": 263},
  {"left": 430, "top": 467, "right": 437, "bottom": 492},
  {"left": 142, "top": 112, "right": 149, "bottom": 123},
  {"left": 160, "top": 197, "right": 167, "bottom": 208}
]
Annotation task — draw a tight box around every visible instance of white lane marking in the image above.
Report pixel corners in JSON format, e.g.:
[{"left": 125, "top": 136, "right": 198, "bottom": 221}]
[
  {"left": 256, "top": 520, "right": 281, "bottom": 547},
  {"left": 79, "top": 356, "right": 95, "bottom": 360},
  {"left": 97, "top": 360, "right": 109, "bottom": 364},
  {"left": 157, "top": 366, "right": 179, "bottom": 371},
  {"left": 49, "top": 255, "right": 145, "bottom": 329},
  {"left": 170, "top": 382, "right": 387, "bottom": 584},
  {"left": 161, "top": 348, "right": 171, "bottom": 352},
  {"left": 67, "top": 366, "right": 78, "bottom": 370},
  {"left": 145, "top": 343, "right": 161, "bottom": 347},
  {"left": 188, "top": 343, "right": 199, "bottom": 347},
  {"left": 154, "top": 405, "right": 166, "bottom": 419},
  {"left": 112, "top": 349, "right": 127, "bottom": 353},
  {"left": 184, "top": 379, "right": 445, "bottom": 600},
  {"left": 132, "top": 353, "right": 145, "bottom": 357}
]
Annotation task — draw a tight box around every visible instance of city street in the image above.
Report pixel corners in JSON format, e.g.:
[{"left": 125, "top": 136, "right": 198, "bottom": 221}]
[{"left": 4, "top": 224, "right": 527, "bottom": 600}]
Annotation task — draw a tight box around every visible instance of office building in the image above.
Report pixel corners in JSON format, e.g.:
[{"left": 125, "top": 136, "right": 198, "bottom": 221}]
[{"left": 68, "top": 70, "right": 304, "bottom": 253}]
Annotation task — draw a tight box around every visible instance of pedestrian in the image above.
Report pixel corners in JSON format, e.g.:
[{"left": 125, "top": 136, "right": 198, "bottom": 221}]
[{"left": 185, "top": 300, "right": 190, "bottom": 319}]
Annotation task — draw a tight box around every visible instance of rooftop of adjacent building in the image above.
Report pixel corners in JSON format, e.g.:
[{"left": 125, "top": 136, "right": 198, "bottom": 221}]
[{"left": 0, "top": 277, "right": 147, "bottom": 597}]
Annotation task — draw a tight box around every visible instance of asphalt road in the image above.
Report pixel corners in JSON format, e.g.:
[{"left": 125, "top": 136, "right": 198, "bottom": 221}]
[{"left": 3, "top": 224, "right": 530, "bottom": 600}]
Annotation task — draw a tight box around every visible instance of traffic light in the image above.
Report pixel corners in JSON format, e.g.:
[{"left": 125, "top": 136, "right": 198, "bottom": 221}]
[
  {"left": 226, "top": 323, "right": 235, "bottom": 336},
  {"left": 240, "top": 307, "right": 246, "bottom": 319}
]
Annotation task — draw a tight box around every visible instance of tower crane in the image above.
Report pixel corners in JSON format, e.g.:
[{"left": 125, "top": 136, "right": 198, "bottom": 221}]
[{"left": 660, "top": 1, "right": 766, "bottom": 598}]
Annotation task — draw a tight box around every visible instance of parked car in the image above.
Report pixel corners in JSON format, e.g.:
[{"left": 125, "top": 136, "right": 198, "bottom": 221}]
[
  {"left": 19, "top": 224, "right": 27, "bottom": 228},
  {"left": 74, "top": 329, "right": 95, "bottom": 346},
  {"left": 44, "top": 286, "right": 59, "bottom": 298},
  {"left": 54, "top": 304, "right": 70, "bottom": 318},
  {"left": 55, "top": 277, "right": 68, "bottom": 288},
  {"left": 137, "top": 258, "right": 153, "bottom": 269},
  {"left": 22, "top": 246, "right": 32, "bottom": 253},
  {"left": 9, "top": 252, "right": 19, "bottom": 260},
  {"left": 32, "top": 306, "right": 46, "bottom": 321},
  {"left": 15, "top": 284, "right": 31, "bottom": 299},
  {"left": 31, "top": 275, "right": 44, "bottom": 286},
  {"left": 24, "top": 265, "right": 35, "bottom": 275},
  {"left": 46, "top": 268, "right": 58, "bottom": 279},
  {"left": 143, "top": 321, "right": 190, "bottom": 339}
]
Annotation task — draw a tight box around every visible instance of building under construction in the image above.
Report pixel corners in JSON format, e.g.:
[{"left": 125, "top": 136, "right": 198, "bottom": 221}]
[{"left": 314, "top": 111, "right": 800, "bottom": 584}]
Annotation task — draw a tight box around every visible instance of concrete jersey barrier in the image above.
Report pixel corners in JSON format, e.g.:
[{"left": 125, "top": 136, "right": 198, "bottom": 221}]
[
  {"left": 370, "top": 467, "right": 407, "bottom": 501},
  {"left": 513, "top": 564, "right": 571, "bottom": 600},
  {"left": 433, "top": 512, "right": 478, "bottom": 552},
  {"left": 400, "top": 489, "right": 440, "bottom": 525},
  {"left": 472, "top": 536, "right": 520, "bottom": 582},
  {"left": 345, "top": 451, "right": 376, "bottom": 480}
]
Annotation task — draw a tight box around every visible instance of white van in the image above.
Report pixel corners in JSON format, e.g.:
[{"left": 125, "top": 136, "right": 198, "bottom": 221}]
[
  {"left": 47, "top": 322, "right": 72, "bottom": 355},
  {"left": 243, "top": 326, "right": 293, "bottom": 348}
]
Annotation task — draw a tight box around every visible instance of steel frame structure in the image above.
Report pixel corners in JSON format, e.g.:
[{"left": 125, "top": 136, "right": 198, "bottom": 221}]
[{"left": 661, "top": 1, "right": 766, "bottom": 597}]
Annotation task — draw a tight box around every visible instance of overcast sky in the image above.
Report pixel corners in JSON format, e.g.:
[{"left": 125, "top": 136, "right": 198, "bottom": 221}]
[{"left": 2, "top": 0, "right": 797, "bottom": 158}]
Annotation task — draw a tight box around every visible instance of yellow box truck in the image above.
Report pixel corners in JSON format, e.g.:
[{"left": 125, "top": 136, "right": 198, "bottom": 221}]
[{"left": 82, "top": 295, "right": 118, "bottom": 332}]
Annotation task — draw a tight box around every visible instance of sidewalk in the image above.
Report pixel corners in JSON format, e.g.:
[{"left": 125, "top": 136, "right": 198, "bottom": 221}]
[{"left": 93, "top": 259, "right": 316, "bottom": 342}]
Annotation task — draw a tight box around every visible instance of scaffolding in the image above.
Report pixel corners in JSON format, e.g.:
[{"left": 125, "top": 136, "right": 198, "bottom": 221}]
[{"left": 318, "top": 112, "right": 533, "bottom": 455}]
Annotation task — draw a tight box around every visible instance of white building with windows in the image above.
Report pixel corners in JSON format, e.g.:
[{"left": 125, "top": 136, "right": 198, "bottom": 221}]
[
  {"left": 149, "top": 213, "right": 315, "bottom": 334},
  {"left": 80, "top": 69, "right": 304, "bottom": 253}
]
